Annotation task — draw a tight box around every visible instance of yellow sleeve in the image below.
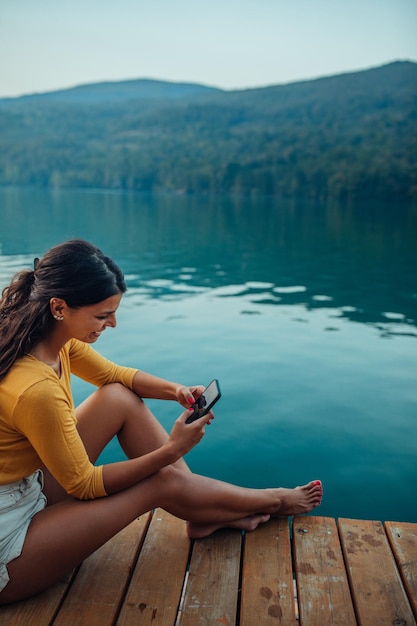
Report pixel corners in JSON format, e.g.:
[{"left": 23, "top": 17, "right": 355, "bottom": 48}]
[
  {"left": 13, "top": 378, "right": 107, "bottom": 500},
  {"left": 67, "top": 339, "right": 137, "bottom": 389}
]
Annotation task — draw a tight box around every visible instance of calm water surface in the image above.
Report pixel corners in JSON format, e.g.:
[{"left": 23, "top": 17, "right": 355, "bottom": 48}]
[{"left": 1, "top": 187, "right": 416, "bottom": 522}]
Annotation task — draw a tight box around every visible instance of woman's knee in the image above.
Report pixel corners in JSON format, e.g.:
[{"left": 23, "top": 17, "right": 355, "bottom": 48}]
[
  {"left": 77, "top": 383, "right": 144, "bottom": 427},
  {"left": 96, "top": 383, "right": 143, "bottom": 411},
  {"left": 149, "top": 465, "right": 186, "bottom": 501}
]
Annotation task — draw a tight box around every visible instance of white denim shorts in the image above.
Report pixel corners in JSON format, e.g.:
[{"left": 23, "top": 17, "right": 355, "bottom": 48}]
[{"left": 0, "top": 470, "right": 47, "bottom": 592}]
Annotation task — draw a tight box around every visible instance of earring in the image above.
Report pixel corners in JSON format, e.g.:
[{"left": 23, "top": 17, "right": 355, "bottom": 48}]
[{"left": 53, "top": 314, "right": 64, "bottom": 321}]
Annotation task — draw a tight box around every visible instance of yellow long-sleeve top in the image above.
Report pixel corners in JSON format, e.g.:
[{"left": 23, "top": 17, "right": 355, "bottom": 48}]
[{"left": 0, "top": 339, "right": 137, "bottom": 499}]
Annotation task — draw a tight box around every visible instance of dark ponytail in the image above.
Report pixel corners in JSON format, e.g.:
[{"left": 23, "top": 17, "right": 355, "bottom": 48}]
[{"left": 0, "top": 240, "right": 126, "bottom": 380}]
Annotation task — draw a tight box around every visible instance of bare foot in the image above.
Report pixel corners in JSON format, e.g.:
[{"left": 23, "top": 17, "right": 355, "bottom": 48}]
[
  {"left": 186, "top": 513, "right": 271, "bottom": 540},
  {"left": 272, "top": 480, "right": 323, "bottom": 516}
]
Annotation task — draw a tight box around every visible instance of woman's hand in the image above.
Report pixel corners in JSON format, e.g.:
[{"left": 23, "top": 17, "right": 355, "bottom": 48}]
[
  {"left": 175, "top": 385, "right": 205, "bottom": 409},
  {"left": 165, "top": 409, "right": 213, "bottom": 459}
]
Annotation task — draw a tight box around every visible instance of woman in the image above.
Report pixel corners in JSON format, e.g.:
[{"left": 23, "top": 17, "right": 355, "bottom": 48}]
[{"left": 0, "top": 239, "right": 322, "bottom": 604}]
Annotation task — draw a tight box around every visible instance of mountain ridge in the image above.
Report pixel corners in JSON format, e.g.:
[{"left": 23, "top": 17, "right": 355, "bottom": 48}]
[
  {"left": 0, "top": 78, "right": 222, "bottom": 105},
  {"left": 0, "top": 61, "right": 415, "bottom": 202},
  {"left": 1, "top": 60, "right": 414, "bottom": 105}
]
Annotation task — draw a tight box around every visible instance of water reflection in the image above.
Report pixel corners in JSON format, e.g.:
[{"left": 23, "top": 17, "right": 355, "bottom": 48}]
[
  {"left": 122, "top": 281, "right": 416, "bottom": 340},
  {"left": 0, "top": 186, "right": 416, "bottom": 338},
  {"left": 1, "top": 187, "right": 416, "bottom": 522},
  {"left": 0, "top": 189, "right": 417, "bottom": 335}
]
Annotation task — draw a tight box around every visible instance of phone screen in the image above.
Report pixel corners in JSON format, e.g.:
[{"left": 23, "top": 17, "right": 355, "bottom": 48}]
[{"left": 185, "top": 379, "right": 221, "bottom": 423}]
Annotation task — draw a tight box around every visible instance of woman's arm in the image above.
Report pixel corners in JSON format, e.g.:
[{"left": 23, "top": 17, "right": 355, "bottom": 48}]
[
  {"left": 14, "top": 379, "right": 107, "bottom": 500},
  {"left": 132, "top": 370, "right": 204, "bottom": 409},
  {"left": 69, "top": 339, "right": 203, "bottom": 408}
]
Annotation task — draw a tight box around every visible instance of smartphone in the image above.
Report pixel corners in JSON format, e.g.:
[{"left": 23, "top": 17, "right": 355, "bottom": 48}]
[{"left": 185, "top": 379, "right": 221, "bottom": 423}]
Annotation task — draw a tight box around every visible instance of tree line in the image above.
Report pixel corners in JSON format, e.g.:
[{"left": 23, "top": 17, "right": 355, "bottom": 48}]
[{"left": 0, "top": 61, "right": 416, "bottom": 202}]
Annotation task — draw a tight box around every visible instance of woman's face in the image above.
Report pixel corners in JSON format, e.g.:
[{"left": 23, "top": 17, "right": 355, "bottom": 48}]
[{"left": 62, "top": 292, "right": 123, "bottom": 343}]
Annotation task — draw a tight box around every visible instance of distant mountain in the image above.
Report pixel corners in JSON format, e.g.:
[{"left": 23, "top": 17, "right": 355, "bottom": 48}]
[
  {"left": 0, "top": 79, "right": 222, "bottom": 105},
  {"left": 0, "top": 61, "right": 416, "bottom": 202}
]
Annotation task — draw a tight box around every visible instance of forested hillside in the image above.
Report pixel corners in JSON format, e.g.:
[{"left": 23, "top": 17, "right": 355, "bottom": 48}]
[{"left": 0, "top": 62, "right": 416, "bottom": 201}]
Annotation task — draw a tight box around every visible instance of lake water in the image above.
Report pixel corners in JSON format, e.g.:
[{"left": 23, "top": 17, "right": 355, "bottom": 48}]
[{"left": 0, "top": 187, "right": 416, "bottom": 523}]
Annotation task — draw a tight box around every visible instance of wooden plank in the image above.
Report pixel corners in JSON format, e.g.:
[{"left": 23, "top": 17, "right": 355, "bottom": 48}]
[
  {"left": 240, "top": 518, "right": 297, "bottom": 626},
  {"left": 54, "top": 515, "right": 151, "bottom": 626},
  {"left": 117, "top": 508, "right": 190, "bottom": 626},
  {"left": 0, "top": 571, "right": 75, "bottom": 626},
  {"left": 339, "top": 518, "right": 416, "bottom": 626},
  {"left": 293, "top": 516, "right": 356, "bottom": 626},
  {"left": 179, "top": 529, "right": 242, "bottom": 626},
  {"left": 385, "top": 521, "right": 417, "bottom": 620},
  {"left": 4, "top": 515, "right": 416, "bottom": 626}
]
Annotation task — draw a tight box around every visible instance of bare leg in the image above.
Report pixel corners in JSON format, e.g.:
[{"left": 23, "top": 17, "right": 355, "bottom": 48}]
[
  {"left": 39, "top": 383, "right": 270, "bottom": 509},
  {"left": 187, "top": 479, "right": 323, "bottom": 538},
  {"left": 72, "top": 384, "right": 322, "bottom": 535},
  {"left": 43, "top": 383, "right": 189, "bottom": 506},
  {"left": 1, "top": 465, "right": 320, "bottom": 603},
  {"left": 75, "top": 383, "right": 189, "bottom": 469},
  {"left": 44, "top": 383, "right": 322, "bottom": 534},
  {"left": 0, "top": 384, "right": 322, "bottom": 603}
]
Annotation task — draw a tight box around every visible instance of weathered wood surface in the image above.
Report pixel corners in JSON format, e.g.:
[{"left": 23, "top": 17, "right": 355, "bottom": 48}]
[
  {"left": 385, "top": 520, "right": 417, "bottom": 620},
  {"left": 54, "top": 514, "right": 152, "bottom": 626},
  {"left": 117, "top": 509, "right": 190, "bottom": 626},
  {"left": 339, "top": 518, "right": 416, "bottom": 626},
  {"left": 240, "top": 518, "right": 296, "bottom": 626},
  {"left": 1, "top": 512, "right": 416, "bottom": 625},
  {"left": 179, "top": 528, "right": 242, "bottom": 626},
  {"left": 293, "top": 516, "right": 356, "bottom": 626}
]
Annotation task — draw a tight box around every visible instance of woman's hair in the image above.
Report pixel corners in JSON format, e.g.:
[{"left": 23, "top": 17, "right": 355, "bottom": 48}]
[{"left": 0, "top": 239, "right": 126, "bottom": 380}]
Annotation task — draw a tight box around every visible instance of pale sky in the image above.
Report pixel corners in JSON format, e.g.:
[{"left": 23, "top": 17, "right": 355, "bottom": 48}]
[{"left": 1, "top": 0, "right": 416, "bottom": 98}]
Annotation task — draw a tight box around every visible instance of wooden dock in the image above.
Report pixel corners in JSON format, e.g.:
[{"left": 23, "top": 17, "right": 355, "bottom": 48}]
[{"left": 1, "top": 510, "right": 416, "bottom": 625}]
